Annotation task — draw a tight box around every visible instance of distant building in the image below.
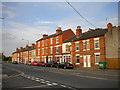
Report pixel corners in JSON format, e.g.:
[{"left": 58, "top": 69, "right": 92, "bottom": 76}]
[{"left": 12, "top": 44, "right": 36, "bottom": 63}]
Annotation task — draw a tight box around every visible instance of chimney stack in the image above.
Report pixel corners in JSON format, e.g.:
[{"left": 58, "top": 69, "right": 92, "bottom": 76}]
[
  {"left": 32, "top": 43, "right": 35, "bottom": 48},
  {"left": 107, "top": 23, "right": 112, "bottom": 31},
  {"left": 76, "top": 26, "right": 82, "bottom": 38},
  {"left": 16, "top": 48, "right": 19, "bottom": 51},
  {"left": 26, "top": 45, "right": 29, "bottom": 49},
  {"left": 56, "top": 27, "right": 62, "bottom": 34},
  {"left": 43, "top": 34, "right": 48, "bottom": 39},
  {"left": 20, "top": 47, "right": 23, "bottom": 50}
]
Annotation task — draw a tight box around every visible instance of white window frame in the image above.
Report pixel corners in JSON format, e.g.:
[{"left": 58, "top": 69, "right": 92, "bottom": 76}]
[
  {"left": 42, "top": 48, "right": 44, "bottom": 55},
  {"left": 38, "top": 42, "right": 40, "bottom": 47},
  {"left": 66, "top": 44, "right": 69, "bottom": 52},
  {"left": 42, "top": 40, "right": 44, "bottom": 46},
  {"left": 75, "top": 42, "right": 79, "bottom": 51},
  {"left": 50, "top": 38, "right": 53, "bottom": 44},
  {"left": 38, "top": 49, "right": 40, "bottom": 55},
  {"left": 56, "top": 37, "right": 59, "bottom": 43},
  {"left": 86, "top": 40, "right": 90, "bottom": 50},
  {"left": 83, "top": 40, "right": 90, "bottom": 51},
  {"left": 94, "top": 38, "right": 100, "bottom": 50},
  {"left": 94, "top": 52, "right": 100, "bottom": 64}
]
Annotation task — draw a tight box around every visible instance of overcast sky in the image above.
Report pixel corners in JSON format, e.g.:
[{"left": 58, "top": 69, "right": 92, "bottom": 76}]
[{"left": 1, "top": 0, "right": 119, "bottom": 56}]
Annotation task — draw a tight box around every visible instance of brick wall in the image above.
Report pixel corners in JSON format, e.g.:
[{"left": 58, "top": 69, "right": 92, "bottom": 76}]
[{"left": 72, "top": 36, "right": 106, "bottom": 68}]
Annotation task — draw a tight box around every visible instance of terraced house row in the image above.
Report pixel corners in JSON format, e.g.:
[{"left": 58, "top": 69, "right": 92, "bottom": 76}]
[{"left": 12, "top": 23, "right": 120, "bottom": 69}]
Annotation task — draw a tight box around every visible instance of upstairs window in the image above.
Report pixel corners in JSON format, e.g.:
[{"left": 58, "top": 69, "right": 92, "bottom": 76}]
[
  {"left": 38, "top": 49, "right": 40, "bottom": 55},
  {"left": 94, "top": 38, "right": 100, "bottom": 49},
  {"left": 46, "top": 47, "right": 48, "bottom": 54},
  {"left": 75, "top": 43, "right": 79, "bottom": 51},
  {"left": 50, "top": 38, "right": 53, "bottom": 44},
  {"left": 42, "top": 48, "right": 44, "bottom": 55},
  {"left": 42, "top": 40, "right": 44, "bottom": 46},
  {"left": 38, "top": 42, "right": 40, "bottom": 47},
  {"left": 83, "top": 40, "right": 90, "bottom": 51},
  {"left": 56, "top": 37, "right": 59, "bottom": 43},
  {"left": 66, "top": 45, "right": 69, "bottom": 52}
]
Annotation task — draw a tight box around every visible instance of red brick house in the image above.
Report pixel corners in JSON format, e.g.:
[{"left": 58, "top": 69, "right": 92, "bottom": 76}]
[
  {"left": 12, "top": 44, "right": 36, "bottom": 63},
  {"left": 63, "top": 24, "right": 111, "bottom": 68},
  {"left": 36, "top": 27, "right": 75, "bottom": 63}
]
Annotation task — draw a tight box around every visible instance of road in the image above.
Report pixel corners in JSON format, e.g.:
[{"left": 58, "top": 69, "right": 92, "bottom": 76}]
[{"left": 2, "top": 63, "right": 119, "bottom": 90}]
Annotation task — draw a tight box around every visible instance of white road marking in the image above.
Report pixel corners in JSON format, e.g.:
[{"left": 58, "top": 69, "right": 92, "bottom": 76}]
[
  {"left": 45, "top": 81, "right": 50, "bottom": 83},
  {"left": 36, "top": 80, "right": 40, "bottom": 82},
  {"left": 35, "top": 78, "right": 39, "bottom": 79},
  {"left": 60, "top": 85, "right": 67, "bottom": 87},
  {"left": 27, "top": 77, "right": 31, "bottom": 79},
  {"left": 40, "top": 79, "right": 45, "bottom": 81},
  {"left": 41, "top": 81, "right": 46, "bottom": 84},
  {"left": 20, "top": 85, "right": 49, "bottom": 88},
  {"left": 47, "top": 83, "right": 53, "bottom": 86},
  {"left": 52, "top": 83, "right": 58, "bottom": 85}
]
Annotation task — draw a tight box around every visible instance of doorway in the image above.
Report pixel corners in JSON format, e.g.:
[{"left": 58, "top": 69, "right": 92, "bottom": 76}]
[{"left": 83, "top": 55, "right": 91, "bottom": 67}]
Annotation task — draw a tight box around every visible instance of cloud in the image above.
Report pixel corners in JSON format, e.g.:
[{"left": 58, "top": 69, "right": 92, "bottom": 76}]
[
  {"left": 2, "top": 10, "right": 16, "bottom": 19},
  {"left": 2, "top": 3, "right": 17, "bottom": 19},
  {"left": 2, "top": 21, "right": 55, "bottom": 56},
  {"left": 35, "top": 20, "right": 56, "bottom": 24}
]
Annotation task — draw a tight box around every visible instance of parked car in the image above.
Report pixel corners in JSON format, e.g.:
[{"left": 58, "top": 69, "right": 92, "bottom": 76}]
[
  {"left": 25, "top": 61, "right": 31, "bottom": 65},
  {"left": 37, "top": 62, "right": 45, "bottom": 66},
  {"left": 57, "top": 62, "right": 73, "bottom": 69},
  {"left": 31, "top": 61, "right": 38, "bottom": 66},
  {"left": 12, "top": 61, "right": 18, "bottom": 64},
  {"left": 45, "top": 61, "right": 58, "bottom": 67}
]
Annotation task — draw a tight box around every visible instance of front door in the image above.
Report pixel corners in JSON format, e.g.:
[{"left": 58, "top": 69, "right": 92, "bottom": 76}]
[{"left": 83, "top": 55, "right": 91, "bottom": 67}]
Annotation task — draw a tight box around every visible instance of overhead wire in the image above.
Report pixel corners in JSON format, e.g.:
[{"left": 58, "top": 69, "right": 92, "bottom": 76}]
[{"left": 65, "top": 0, "right": 96, "bottom": 28}]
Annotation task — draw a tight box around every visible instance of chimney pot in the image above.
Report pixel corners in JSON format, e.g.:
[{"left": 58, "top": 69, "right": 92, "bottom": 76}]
[
  {"left": 76, "top": 26, "right": 82, "bottom": 38},
  {"left": 26, "top": 45, "right": 29, "bottom": 49},
  {"left": 56, "top": 27, "right": 62, "bottom": 34},
  {"left": 32, "top": 43, "right": 35, "bottom": 48},
  {"left": 107, "top": 23, "right": 112, "bottom": 31},
  {"left": 20, "top": 47, "right": 23, "bottom": 50},
  {"left": 43, "top": 34, "right": 48, "bottom": 38},
  {"left": 16, "top": 48, "right": 19, "bottom": 51}
]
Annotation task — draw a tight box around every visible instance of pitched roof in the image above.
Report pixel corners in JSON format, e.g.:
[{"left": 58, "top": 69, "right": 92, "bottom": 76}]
[
  {"left": 12, "top": 46, "right": 36, "bottom": 54},
  {"left": 63, "top": 29, "right": 108, "bottom": 43},
  {"left": 36, "top": 29, "right": 70, "bottom": 42}
]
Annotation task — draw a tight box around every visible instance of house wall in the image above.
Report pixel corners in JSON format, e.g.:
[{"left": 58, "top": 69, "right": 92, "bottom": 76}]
[
  {"left": 36, "top": 29, "right": 75, "bottom": 63},
  {"left": 72, "top": 36, "right": 106, "bottom": 68},
  {"left": 105, "top": 28, "right": 120, "bottom": 69}
]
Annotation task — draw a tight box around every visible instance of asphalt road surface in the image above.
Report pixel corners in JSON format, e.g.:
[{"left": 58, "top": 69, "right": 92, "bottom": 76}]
[{"left": 2, "top": 63, "right": 119, "bottom": 90}]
